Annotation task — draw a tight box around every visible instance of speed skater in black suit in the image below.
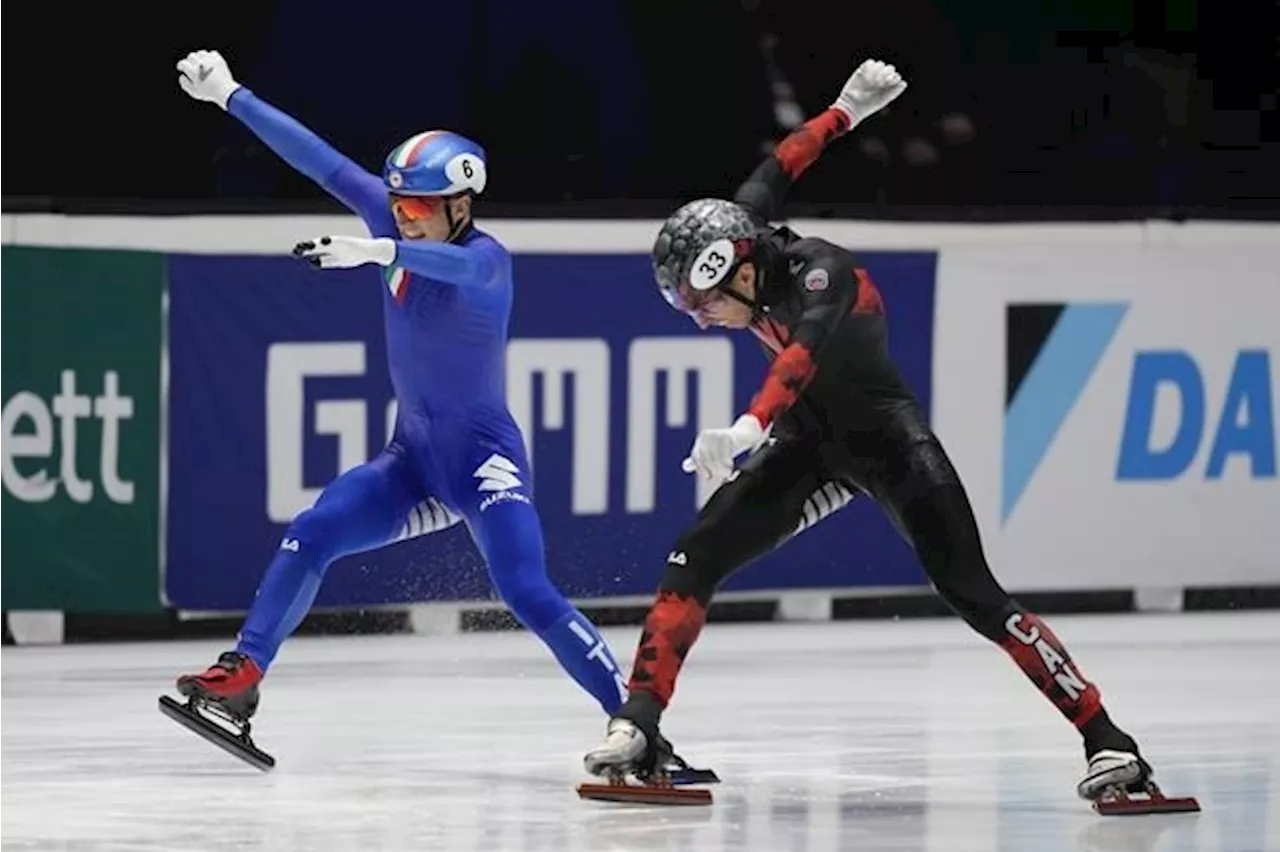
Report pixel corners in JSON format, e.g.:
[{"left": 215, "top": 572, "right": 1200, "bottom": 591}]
[{"left": 577, "top": 58, "right": 1198, "bottom": 815}]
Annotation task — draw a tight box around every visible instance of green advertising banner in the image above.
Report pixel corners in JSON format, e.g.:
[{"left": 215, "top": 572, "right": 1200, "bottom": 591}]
[{"left": 2, "top": 247, "right": 165, "bottom": 613}]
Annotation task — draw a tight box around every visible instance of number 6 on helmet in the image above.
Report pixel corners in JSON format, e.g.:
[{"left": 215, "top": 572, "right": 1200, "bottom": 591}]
[{"left": 383, "top": 130, "right": 488, "bottom": 198}]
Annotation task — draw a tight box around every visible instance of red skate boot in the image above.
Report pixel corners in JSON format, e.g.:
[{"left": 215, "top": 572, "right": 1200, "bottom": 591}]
[{"left": 159, "top": 651, "right": 275, "bottom": 770}]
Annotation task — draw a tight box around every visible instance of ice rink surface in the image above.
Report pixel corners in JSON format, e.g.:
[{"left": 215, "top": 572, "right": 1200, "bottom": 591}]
[{"left": 3, "top": 610, "right": 1278, "bottom": 852}]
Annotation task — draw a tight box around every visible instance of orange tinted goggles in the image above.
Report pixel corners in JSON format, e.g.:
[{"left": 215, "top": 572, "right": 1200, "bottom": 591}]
[{"left": 390, "top": 195, "right": 444, "bottom": 222}]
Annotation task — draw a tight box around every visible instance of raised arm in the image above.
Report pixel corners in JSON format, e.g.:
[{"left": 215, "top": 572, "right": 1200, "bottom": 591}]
[
  {"left": 177, "top": 50, "right": 385, "bottom": 222},
  {"left": 733, "top": 59, "right": 908, "bottom": 224},
  {"left": 733, "top": 109, "right": 852, "bottom": 225}
]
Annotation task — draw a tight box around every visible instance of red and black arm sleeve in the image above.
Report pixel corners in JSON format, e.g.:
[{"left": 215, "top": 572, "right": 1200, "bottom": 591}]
[
  {"left": 733, "top": 108, "right": 853, "bottom": 224},
  {"left": 746, "top": 254, "right": 858, "bottom": 427}
]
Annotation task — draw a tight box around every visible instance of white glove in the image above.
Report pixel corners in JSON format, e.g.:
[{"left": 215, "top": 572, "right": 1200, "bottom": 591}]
[
  {"left": 292, "top": 236, "right": 396, "bottom": 269},
  {"left": 680, "top": 414, "right": 766, "bottom": 484},
  {"left": 176, "top": 50, "right": 242, "bottom": 111},
  {"left": 831, "top": 59, "right": 907, "bottom": 129}
]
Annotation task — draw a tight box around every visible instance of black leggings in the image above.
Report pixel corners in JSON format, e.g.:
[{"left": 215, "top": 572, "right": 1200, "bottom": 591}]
[
  {"left": 627, "top": 406, "right": 1107, "bottom": 730},
  {"left": 663, "top": 410, "right": 1014, "bottom": 641}
]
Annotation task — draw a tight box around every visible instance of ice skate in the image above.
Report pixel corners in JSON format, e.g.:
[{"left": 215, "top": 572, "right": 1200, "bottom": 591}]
[
  {"left": 584, "top": 717, "right": 649, "bottom": 778},
  {"left": 159, "top": 651, "right": 275, "bottom": 770},
  {"left": 652, "top": 732, "right": 721, "bottom": 787},
  {"left": 577, "top": 718, "right": 717, "bottom": 806},
  {"left": 1079, "top": 749, "right": 1199, "bottom": 815}
]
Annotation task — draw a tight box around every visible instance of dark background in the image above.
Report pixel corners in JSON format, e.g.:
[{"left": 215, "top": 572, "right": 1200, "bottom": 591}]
[{"left": 4, "top": 0, "right": 1276, "bottom": 217}]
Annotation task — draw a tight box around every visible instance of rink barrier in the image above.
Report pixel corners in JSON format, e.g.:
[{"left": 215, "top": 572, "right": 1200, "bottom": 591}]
[
  {"left": 932, "top": 239, "right": 1280, "bottom": 593},
  {"left": 3, "top": 214, "right": 1278, "bottom": 638},
  {"left": 10, "top": 584, "right": 1280, "bottom": 645},
  {"left": 8, "top": 213, "right": 1280, "bottom": 254},
  {"left": 154, "top": 249, "right": 935, "bottom": 611},
  {"left": 0, "top": 247, "right": 166, "bottom": 615}
]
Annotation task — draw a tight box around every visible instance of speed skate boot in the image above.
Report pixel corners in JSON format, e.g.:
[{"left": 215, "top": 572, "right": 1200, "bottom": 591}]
[
  {"left": 1078, "top": 748, "right": 1153, "bottom": 800},
  {"left": 584, "top": 691, "right": 712, "bottom": 783},
  {"left": 577, "top": 692, "right": 718, "bottom": 806},
  {"left": 159, "top": 651, "right": 276, "bottom": 770},
  {"left": 177, "top": 651, "right": 263, "bottom": 720},
  {"left": 584, "top": 716, "right": 650, "bottom": 779},
  {"left": 1077, "top": 717, "right": 1199, "bottom": 814}
]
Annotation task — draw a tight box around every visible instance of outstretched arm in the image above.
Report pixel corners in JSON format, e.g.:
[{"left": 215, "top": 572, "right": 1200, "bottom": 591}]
[
  {"left": 384, "top": 240, "right": 500, "bottom": 289},
  {"left": 177, "top": 50, "right": 385, "bottom": 222},
  {"left": 734, "top": 59, "right": 907, "bottom": 224},
  {"left": 291, "top": 235, "right": 501, "bottom": 290}
]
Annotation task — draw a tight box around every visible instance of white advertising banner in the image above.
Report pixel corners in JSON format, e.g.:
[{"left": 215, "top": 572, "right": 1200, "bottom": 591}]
[{"left": 934, "top": 244, "right": 1280, "bottom": 590}]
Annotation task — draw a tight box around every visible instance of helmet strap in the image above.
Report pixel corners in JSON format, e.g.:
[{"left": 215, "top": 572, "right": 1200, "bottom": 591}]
[
  {"left": 444, "top": 192, "right": 477, "bottom": 244},
  {"left": 717, "top": 262, "right": 768, "bottom": 322}
]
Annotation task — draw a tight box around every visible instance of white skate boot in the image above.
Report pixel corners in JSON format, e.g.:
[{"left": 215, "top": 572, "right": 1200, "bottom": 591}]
[
  {"left": 1078, "top": 749, "right": 1145, "bottom": 800},
  {"left": 1079, "top": 749, "right": 1200, "bottom": 815},
  {"left": 577, "top": 718, "right": 717, "bottom": 806},
  {"left": 583, "top": 717, "right": 648, "bottom": 778}
]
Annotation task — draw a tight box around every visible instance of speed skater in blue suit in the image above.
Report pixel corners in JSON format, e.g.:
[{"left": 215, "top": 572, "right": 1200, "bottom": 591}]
[{"left": 167, "top": 49, "right": 630, "bottom": 748}]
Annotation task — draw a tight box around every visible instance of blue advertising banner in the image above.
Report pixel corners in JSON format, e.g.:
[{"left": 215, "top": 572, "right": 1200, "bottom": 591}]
[{"left": 164, "top": 250, "right": 937, "bottom": 611}]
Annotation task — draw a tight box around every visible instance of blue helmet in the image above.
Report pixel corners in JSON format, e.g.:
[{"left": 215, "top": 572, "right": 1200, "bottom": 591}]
[{"left": 382, "top": 130, "right": 487, "bottom": 196}]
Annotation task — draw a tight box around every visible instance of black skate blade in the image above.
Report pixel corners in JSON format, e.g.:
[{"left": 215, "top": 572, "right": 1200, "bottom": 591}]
[
  {"left": 158, "top": 695, "right": 275, "bottom": 771},
  {"left": 1093, "top": 781, "right": 1200, "bottom": 816},
  {"left": 669, "top": 767, "right": 720, "bottom": 786},
  {"left": 577, "top": 780, "right": 712, "bottom": 806}
]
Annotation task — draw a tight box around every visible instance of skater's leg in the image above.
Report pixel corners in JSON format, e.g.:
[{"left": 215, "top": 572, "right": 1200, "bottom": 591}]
[
  {"left": 458, "top": 448, "right": 627, "bottom": 715},
  {"left": 174, "top": 445, "right": 429, "bottom": 721},
  {"left": 234, "top": 446, "right": 426, "bottom": 672},
  {"left": 624, "top": 439, "right": 824, "bottom": 718},
  {"left": 861, "top": 409, "right": 1136, "bottom": 756},
  {"left": 583, "top": 437, "right": 824, "bottom": 777}
]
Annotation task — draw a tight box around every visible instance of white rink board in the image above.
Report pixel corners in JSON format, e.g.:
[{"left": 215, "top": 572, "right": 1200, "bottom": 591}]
[
  {"left": 6, "top": 214, "right": 1278, "bottom": 595},
  {"left": 5, "top": 213, "right": 1280, "bottom": 255},
  {"left": 934, "top": 243, "right": 1280, "bottom": 590}
]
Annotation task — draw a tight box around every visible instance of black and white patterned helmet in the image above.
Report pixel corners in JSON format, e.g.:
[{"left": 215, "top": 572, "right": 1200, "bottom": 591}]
[{"left": 652, "top": 198, "right": 758, "bottom": 314}]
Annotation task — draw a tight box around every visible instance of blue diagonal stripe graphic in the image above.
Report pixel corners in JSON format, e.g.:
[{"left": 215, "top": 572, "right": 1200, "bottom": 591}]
[{"left": 1002, "top": 303, "right": 1128, "bottom": 522}]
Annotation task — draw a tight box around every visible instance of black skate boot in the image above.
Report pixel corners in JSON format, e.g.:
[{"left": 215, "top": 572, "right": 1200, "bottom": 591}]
[
  {"left": 1077, "top": 711, "right": 1198, "bottom": 814},
  {"left": 159, "top": 651, "right": 275, "bottom": 770}
]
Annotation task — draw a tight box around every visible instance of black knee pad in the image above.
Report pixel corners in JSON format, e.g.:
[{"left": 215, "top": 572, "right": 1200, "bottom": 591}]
[{"left": 658, "top": 522, "right": 730, "bottom": 605}]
